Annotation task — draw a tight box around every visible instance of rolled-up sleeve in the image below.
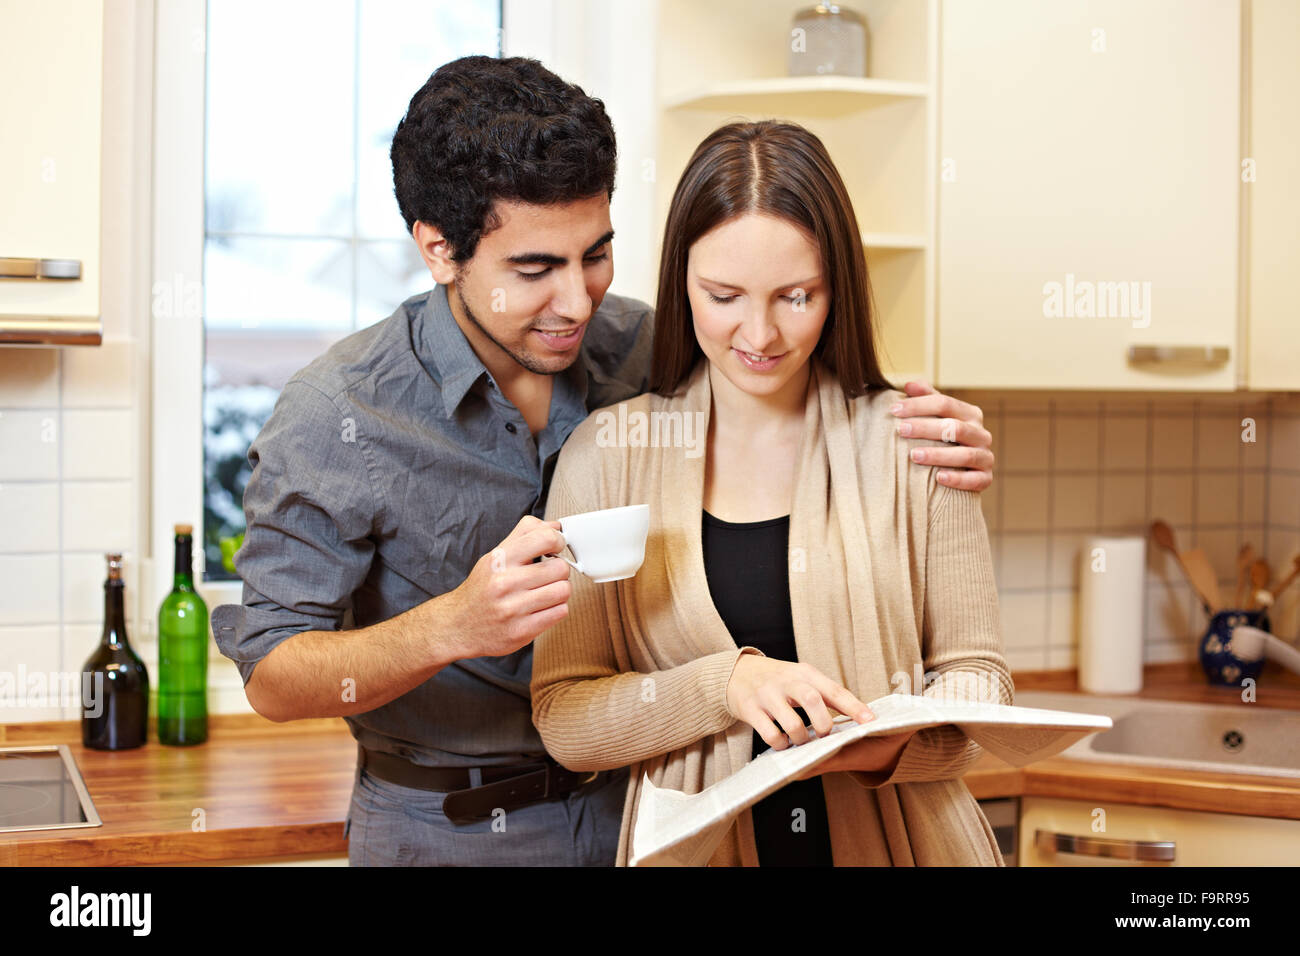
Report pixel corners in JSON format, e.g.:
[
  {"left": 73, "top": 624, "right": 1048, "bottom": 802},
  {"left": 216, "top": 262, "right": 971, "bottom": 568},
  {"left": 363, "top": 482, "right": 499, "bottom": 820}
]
[{"left": 211, "top": 379, "right": 378, "bottom": 685}]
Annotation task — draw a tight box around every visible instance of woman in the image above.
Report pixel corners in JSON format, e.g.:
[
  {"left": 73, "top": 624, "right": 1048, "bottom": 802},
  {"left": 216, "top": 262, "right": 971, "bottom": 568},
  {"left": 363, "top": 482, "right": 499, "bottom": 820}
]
[{"left": 530, "top": 120, "right": 1013, "bottom": 866}]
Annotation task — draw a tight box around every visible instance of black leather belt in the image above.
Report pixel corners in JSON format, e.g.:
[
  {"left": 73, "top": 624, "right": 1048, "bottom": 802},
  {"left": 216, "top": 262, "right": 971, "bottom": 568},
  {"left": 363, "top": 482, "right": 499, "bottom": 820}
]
[{"left": 358, "top": 745, "right": 603, "bottom": 825}]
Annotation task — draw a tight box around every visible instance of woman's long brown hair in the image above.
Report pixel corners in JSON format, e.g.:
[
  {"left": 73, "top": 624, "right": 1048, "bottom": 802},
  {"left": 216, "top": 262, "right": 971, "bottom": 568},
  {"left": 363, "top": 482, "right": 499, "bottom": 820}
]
[{"left": 649, "top": 120, "right": 895, "bottom": 398}]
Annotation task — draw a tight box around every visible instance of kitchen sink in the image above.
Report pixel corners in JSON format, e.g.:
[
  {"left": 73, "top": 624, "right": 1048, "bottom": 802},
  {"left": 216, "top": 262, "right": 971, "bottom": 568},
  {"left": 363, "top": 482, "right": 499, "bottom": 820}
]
[{"left": 1012, "top": 690, "right": 1300, "bottom": 779}]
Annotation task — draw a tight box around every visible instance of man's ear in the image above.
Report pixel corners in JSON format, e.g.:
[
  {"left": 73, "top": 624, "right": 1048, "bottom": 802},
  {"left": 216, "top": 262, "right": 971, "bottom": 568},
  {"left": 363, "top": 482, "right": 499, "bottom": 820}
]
[{"left": 412, "top": 221, "right": 458, "bottom": 286}]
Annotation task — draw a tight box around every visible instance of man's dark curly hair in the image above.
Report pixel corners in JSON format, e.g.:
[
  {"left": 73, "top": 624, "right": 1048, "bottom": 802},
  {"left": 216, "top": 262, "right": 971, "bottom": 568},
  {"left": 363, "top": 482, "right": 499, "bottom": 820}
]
[{"left": 390, "top": 55, "right": 617, "bottom": 263}]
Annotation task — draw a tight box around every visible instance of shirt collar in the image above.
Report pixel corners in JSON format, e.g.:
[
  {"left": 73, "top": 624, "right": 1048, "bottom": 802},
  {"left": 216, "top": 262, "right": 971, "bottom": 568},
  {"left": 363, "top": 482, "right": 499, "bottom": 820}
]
[
  {"left": 419, "top": 283, "right": 490, "bottom": 418},
  {"left": 418, "top": 282, "right": 592, "bottom": 419}
]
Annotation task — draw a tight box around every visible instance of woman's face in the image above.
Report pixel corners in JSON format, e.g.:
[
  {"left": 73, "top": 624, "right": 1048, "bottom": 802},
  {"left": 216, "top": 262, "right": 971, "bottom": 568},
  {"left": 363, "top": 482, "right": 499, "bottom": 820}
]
[{"left": 687, "top": 213, "right": 830, "bottom": 402}]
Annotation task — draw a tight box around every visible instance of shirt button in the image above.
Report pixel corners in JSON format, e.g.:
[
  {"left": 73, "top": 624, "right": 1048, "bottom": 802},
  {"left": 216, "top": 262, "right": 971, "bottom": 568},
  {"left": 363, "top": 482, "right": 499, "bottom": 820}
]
[{"left": 505, "top": 422, "right": 517, "bottom": 434}]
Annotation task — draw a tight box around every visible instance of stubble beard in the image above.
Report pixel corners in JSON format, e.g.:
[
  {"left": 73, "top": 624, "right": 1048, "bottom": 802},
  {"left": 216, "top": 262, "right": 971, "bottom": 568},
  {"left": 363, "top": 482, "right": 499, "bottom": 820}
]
[{"left": 456, "top": 282, "right": 572, "bottom": 377}]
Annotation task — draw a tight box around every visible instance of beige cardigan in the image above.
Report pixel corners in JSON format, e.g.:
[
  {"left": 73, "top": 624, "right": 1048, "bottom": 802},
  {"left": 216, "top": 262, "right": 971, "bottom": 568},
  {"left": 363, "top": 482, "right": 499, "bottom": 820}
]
[{"left": 531, "top": 358, "right": 1014, "bottom": 865}]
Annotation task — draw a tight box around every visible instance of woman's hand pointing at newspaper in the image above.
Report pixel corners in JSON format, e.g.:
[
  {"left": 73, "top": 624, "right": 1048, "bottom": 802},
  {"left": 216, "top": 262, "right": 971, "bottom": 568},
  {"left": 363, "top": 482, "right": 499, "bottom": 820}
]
[{"left": 725, "top": 656, "right": 874, "bottom": 750}]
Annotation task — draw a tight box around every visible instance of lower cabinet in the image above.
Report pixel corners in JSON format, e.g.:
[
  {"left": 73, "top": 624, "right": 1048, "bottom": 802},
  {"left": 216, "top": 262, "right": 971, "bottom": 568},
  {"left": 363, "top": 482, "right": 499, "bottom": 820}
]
[{"left": 1020, "top": 796, "right": 1300, "bottom": 866}]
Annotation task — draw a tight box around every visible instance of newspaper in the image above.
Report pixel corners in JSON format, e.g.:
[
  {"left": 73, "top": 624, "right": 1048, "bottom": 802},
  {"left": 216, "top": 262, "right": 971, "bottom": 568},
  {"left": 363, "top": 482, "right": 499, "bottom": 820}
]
[{"left": 629, "top": 693, "right": 1112, "bottom": 866}]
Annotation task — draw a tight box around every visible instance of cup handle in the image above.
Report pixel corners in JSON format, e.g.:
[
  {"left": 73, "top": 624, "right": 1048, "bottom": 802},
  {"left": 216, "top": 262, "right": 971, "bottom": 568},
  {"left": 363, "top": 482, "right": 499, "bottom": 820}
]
[{"left": 547, "top": 531, "right": 582, "bottom": 574}]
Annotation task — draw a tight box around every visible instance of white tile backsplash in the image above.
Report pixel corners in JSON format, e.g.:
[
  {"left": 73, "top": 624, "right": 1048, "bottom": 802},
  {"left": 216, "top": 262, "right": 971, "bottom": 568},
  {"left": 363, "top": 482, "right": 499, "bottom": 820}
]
[
  {"left": 62, "top": 409, "right": 134, "bottom": 480},
  {"left": 1242, "top": 472, "right": 1267, "bottom": 525},
  {"left": 1101, "top": 414, "right": 1148, "bottom": 471},
  {"left": 1151, "top": 415, "right": 1195, "bottom": 469},
  {"left": 1049, "top": 533, "right": 1083, "bottom": 588},
  {"left": 1271, "top": 416, "right": 1300, "bottom": 471},
  {"left": 0, "top": 483, "right": 59, "bottom": 553},
  {"left": 1000, "top": 591, "right": 1049, "bottom": 650},
  {"left": 62, "top": 339, "right": 136, "bottom": 408},
  {"left": 1001, "top": 475, "right": 1049, "bottom": 531},
  {"left": 1196, "top": 412, "right": 1240, "bottom": 469},
  {"left": 1099, "top": 473, "right": 1146, "bottom": 530},
  {"left": 1045, "top": 645, "right": 1078, "bottom": 670},
  {"left": 0, "top": 351, "right": 59, "bottom": 407},
  {"left": 1051, "top": 474, "right": 1099, "bottom": 530},
  {"left": 1047, "top": 589, "right": 1076, "bottom": 644},
  {"left": 0, "top": 410, "right": 60, "bottom": 480},
  {"left": 1241, "top": 413, "right": 1270, "bottom": 470},
  {"left": 0, "top": 554, "right": 60, "bottom": 626},
  {"left": 1052, "top": 413, "right": 1099, "bottom": 471},
  {"left": 1000, "top": 533, "right": 1050, "bottom": 590},
  {"left": 1150, "top": 473, "right": 1194, "bottom": 526},
  {"left": 0, "top": 625, "right": 63, "bottom": 721},
  {"left": 1267, "top": 474, "right": 1300, "bottom": 528},
  {"left": 1196, "top": 471, "right": 1241, "bottom": 526},
  {"left": 957, "top": 391, "right": 1300, "bottom": 676},
  {"left": 1001, "top": 415, "right": 1050, "bottom": 472},
  {"left": 62, "top": 480, "right": 135, "bottom": 553}
]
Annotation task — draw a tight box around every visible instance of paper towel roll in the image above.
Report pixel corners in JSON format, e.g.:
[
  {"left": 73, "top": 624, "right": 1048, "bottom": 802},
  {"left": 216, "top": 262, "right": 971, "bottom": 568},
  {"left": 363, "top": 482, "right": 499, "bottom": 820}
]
[{"left": 1078, "top": 535, "right": 1146, "bottom": 693}]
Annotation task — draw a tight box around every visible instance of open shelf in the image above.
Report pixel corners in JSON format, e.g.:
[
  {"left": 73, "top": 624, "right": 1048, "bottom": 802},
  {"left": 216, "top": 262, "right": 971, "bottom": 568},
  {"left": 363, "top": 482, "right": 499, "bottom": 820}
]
[
  {"left": 654, "top": 0, "right": 938, "bottom": 384},
  {"left": 664, "top": 76, "right": 929, "bottom": 113}
]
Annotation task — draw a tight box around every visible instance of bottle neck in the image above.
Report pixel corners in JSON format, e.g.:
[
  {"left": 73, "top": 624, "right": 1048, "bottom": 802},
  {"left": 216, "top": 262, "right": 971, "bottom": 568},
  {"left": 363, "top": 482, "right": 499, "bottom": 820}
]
[
  {"left": 173, "top": 535, "right": 194, "bottom": 590},
  {"left": 101, "top": 581, "right": 130, "bottom": 648}
]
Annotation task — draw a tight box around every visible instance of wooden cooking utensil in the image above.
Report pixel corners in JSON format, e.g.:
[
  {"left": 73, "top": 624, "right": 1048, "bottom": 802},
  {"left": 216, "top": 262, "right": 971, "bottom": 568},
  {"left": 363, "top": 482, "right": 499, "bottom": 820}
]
[
  {"left": 1248, "top": 559, "right": 1271, "bottom": 609},
  {"left": 1150, "top": 520, "right": 1180, "bottom": 557},
  {"left": 1181, "top": 548, "right": 1223, "bottom": 614},
  {"left": 1265, "top": 554, "right": 1300, "bottom": 604},
  {"left": 1150, "top": 521, "right": 1216, "bottom": 613},
  {"left": 1235, "top": 544, "right": 1255, "bottom": 608}
]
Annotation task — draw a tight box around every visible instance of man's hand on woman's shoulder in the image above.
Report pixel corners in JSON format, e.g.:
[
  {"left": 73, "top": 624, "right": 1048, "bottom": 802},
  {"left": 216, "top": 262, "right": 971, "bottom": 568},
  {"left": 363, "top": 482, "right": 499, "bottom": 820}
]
[{"left": 890, "top": 380, "right": 994, "bottom": 493}]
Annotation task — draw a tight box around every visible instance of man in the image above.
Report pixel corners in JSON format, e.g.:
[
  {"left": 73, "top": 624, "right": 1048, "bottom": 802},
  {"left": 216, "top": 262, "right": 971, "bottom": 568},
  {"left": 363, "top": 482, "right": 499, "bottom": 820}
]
[{"left": 211, "top": 55, "right": 997, "bottom": 867}]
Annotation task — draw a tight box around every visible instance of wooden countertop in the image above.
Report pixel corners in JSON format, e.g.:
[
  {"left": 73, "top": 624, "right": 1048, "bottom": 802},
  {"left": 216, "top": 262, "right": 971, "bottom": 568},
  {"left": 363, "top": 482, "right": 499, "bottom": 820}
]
[
  {"left": 0, "top": 713, "right": 356, "bottom": 866},
  {"left": 3, "top": 661, "right": 1298, "bottom": 866}
]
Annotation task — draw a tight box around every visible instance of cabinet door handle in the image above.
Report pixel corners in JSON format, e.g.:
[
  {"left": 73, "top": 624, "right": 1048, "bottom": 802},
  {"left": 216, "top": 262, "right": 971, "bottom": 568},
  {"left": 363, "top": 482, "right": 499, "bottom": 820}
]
[
  {"left": 1034, "top": 829, "right": 1175, "bottom": 862},
  {"left": 1127, "top": 345, "right": 1229, "bottom": 366},
  {"left": 0, "top": 257, "right": 82, "bottom": 280}
]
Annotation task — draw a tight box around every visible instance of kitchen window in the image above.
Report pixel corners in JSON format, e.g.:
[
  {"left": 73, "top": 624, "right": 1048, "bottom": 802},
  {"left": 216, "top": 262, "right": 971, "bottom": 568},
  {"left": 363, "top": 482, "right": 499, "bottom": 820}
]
[
  {"left": 201, "top": 0, "right": 501, "bottom": 583},
  {"left": 150, "top": 0, "right": 650, "bottom": 615}
]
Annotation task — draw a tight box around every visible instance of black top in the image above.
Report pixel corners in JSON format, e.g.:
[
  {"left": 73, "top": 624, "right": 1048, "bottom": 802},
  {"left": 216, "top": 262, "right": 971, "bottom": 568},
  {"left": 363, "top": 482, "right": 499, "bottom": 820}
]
[{"left": 701, "top": 510, "right": 834, "bottom": 866}]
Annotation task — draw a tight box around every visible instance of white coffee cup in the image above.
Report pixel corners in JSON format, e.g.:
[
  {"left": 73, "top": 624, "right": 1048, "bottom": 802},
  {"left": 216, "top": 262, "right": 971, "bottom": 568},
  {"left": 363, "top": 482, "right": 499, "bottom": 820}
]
[{"left": 550, "top": 504, "right": 650, "bottom": 583}]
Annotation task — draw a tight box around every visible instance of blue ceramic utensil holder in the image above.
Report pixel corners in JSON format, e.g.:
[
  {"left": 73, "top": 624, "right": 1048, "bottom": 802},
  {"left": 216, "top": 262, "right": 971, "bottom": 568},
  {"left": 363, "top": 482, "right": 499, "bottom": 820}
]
[{"left": 1199, "top": 608, "right": 1271, "bottom": 686}]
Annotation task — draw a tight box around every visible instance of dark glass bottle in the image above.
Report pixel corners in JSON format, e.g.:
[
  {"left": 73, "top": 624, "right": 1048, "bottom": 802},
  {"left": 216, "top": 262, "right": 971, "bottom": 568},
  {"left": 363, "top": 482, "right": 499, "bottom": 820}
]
[
  {"left": 82, "top": 553, "right": 149, "bottom": 750},
  {"left": 158, "top": 525, "right": 208, "bottom": 745}
]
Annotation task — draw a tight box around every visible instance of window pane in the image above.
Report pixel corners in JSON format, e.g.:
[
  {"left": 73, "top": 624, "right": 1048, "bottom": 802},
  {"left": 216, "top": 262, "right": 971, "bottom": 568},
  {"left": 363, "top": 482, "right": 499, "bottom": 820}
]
[
  {"left": 206, "top": 0, "right": 356, "bottom": 236},
  {"left": 357, "top": 240, "right": 431, "bottom": 327},
  {"left": 203, "top": 0, "right": 501, "bottom": 579},
  {"left": 356, "top": 0, "right": 501, "bottom": 238},
  {"left": 205, "top": 236, "right": 353, "bottom": 331}
]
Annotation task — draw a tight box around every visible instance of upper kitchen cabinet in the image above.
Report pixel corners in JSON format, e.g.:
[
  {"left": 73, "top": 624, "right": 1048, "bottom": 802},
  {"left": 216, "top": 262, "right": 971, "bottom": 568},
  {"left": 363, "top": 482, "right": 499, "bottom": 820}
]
[
  {"left": 655, "top": 0, "right": 939, "bottom": 385},
  {"left": 1246, "top": 0, "right": 1300, "bottom": 390},
  {"left": 0, "top": 0, "right": 103, "bottom": 346},
  {"left": 936, "top": 0, "right": 1241, "bottom": 389}
]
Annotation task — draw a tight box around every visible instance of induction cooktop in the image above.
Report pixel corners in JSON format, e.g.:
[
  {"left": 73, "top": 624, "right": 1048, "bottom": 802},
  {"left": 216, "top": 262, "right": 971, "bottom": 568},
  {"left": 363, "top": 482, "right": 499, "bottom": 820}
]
[{"left": 0, "top": 745, "right": 102, "bottom": 833}]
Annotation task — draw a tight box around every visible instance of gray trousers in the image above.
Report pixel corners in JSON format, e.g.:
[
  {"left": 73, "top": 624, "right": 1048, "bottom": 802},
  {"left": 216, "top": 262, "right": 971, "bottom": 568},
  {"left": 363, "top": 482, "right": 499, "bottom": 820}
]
[{"left": 344, "top": 755, "right": 629, "bottom": 866}]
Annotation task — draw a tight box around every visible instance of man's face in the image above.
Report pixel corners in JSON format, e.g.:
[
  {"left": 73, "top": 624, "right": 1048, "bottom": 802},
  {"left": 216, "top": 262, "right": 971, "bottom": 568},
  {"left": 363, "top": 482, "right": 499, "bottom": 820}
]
[{"left": 450, "top": 194, "right": 615, "bottom": 375}]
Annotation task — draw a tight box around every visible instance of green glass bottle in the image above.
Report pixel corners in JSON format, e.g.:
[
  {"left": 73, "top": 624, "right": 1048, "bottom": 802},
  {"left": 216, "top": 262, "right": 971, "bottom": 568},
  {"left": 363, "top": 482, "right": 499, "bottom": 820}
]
[{"left": 158, "top": 524, "right": 208, "bottom": 745}]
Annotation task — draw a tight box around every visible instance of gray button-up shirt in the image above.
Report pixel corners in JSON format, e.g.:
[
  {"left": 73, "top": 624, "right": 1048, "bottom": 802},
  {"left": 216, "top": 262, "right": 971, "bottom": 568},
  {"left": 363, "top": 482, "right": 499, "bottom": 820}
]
[{"left": 212, "top": 283, "right": 653, "bottom": 767}]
